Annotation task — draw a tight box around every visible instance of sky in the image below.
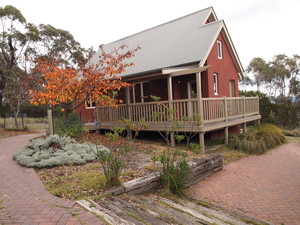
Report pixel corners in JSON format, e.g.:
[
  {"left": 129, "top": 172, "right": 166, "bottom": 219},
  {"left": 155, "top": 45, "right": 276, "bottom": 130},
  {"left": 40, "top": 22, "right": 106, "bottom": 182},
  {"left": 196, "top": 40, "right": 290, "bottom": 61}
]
[{"left": 1, "top": 0, "right": 300, "bottom": 69}]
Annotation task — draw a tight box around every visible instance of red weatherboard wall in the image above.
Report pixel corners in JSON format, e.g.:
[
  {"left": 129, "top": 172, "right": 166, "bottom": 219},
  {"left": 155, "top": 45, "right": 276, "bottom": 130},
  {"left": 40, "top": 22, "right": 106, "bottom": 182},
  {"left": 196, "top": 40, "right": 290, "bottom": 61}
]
[
  {"left": 205, "top": 32, "right": 239, "bottom": 98},
  {"left": 204, "top": 31, "right": 241, "bottom": 136},
  {"left": 75, "top": 104, "right": 96, "bottom": 123}
]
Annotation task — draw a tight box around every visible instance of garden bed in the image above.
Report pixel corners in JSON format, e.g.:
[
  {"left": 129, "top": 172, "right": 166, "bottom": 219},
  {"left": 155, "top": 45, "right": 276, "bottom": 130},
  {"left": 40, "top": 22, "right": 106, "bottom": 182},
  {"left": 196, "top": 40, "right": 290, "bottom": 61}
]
[
  {"left": 34, "top": 131, "right": 259, "bottom": 200},
  {"left": 35, "top": 132, "right": 208, "bottom": 200}
]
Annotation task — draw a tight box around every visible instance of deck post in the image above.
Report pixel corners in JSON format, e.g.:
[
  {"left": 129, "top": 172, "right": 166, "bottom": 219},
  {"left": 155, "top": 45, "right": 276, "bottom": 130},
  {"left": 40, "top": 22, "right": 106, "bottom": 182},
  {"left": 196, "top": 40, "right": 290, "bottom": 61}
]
[
  {"left": 243, "top": 96, "right": 246, "bottom": 118},
  {"left": 125, "top": 86, "right": 131, "bottom": 119},
  {"left": 167, "top": 75, "right": 176, "bottom": 147},
  {"left": 224, "top": 127, "right": 229, "bottom": 144},
  {"left": 199, "top": 132, "right": 205, "bottom": 153},
  {"left": 125, "top": 86, "right": 132, "bottom": 139},
  {"left": 170, "top": 132, "right": 175, "bottom": 147},
  {"left": 167, "top": 75, "right": 173, "bottom": 103},
  {"left": 224, "top": 96, "right": 228, "bottom": 122},
  {"left": 195, "top": 72, "right": 203, "bottom": 122},
  {"left": 243, "top": 123, "right": 247, "bottom": 133}
]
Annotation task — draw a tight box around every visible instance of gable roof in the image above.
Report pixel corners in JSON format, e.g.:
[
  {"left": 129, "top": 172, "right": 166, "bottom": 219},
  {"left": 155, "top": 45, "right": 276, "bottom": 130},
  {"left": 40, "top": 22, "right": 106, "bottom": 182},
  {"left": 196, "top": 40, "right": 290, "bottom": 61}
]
[{"left": 89, "top": 7, "right": 244, "bottom": 78}]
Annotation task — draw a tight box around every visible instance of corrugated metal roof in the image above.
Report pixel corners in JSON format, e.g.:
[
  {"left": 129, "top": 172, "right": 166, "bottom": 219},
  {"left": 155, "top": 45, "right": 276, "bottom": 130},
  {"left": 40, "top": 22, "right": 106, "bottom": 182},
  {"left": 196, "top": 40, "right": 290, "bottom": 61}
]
[{"left": 88, "top": 7, "right": 233, "bottom": 77}]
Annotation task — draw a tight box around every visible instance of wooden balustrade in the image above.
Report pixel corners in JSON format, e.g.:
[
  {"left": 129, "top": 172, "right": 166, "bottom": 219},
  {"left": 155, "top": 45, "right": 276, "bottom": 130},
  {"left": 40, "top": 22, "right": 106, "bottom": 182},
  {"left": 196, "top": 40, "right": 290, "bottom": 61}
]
[{"left": 96, "top": 97, "right": 260, "bottom": 125}]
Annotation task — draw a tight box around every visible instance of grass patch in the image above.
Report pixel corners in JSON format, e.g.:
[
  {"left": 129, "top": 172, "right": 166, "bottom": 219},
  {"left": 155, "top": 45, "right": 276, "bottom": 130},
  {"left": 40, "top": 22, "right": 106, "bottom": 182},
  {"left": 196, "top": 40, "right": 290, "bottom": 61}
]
[
  {"left": 69, "top": 211, "right": 79, "bottom": 217},
  {"left": 228, "top": 124, "right": 286, "bottom": 155},
  {"left": 242, "top": 217, "right": 268, "bottom": 225},
  {"left": 196, "top": 200, "right": 211, "bottom": 208},
  {"left": 92, "top": 212, "right": 112, "bottom": 225},
  {"left": 124, "top": 209, "right": 151, "bottom": 225},
  {"left": 44, "top": 170, "right": 106, "bottom": 200},
  {"left": 214, "top": 145, "right": 249, "bottom": 165},
  {"left": 282, "top": 128, "right": 300, "bottom": 137},
  {"left": 0, "top": 194, "right": 5, "bottom": 211}
]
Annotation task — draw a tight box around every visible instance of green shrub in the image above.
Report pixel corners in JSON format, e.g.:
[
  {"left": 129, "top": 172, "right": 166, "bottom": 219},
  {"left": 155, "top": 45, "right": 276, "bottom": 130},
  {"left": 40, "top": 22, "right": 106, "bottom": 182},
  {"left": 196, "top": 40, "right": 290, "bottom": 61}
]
[
  {"left": 13, "top": 135, "right": 109, "bottom": 168},
  {"left": 98, "top": 145, "right": 131, "bottom": 187},
  {"left": 97, "top": 128, "right": 131, "bottom": 187},
  {"left": 228, "top": 124, "right": 286, "bottom": 155},
  {"left": 152, "top": 149, "right": 190, "bottom": 197},
  {"left": 54, "top": 112, "right": 83, "bottom": 138}
]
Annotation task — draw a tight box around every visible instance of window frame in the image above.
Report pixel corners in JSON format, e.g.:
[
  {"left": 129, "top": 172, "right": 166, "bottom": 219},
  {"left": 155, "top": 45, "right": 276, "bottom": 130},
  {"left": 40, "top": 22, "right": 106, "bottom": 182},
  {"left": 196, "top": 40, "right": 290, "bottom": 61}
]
[
  {"left": 217, "top": 40, "right": 223, "bottom": 59},
  {"left": 85, "top": 97, "right": 96, "bottom": 109},
  {"left": 213, "top": 73, "right": 219, "bottom": 95}
]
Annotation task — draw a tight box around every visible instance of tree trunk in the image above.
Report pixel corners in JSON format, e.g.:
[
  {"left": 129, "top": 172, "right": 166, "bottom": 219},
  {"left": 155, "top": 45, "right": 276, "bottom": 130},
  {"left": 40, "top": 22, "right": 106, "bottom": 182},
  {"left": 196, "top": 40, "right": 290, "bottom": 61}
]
[
  {"left": 13, "top": 111, "right": 19, "bottom": 129},
  {"left": 64, "top": 110, "right": 71, "bottom": 121}
]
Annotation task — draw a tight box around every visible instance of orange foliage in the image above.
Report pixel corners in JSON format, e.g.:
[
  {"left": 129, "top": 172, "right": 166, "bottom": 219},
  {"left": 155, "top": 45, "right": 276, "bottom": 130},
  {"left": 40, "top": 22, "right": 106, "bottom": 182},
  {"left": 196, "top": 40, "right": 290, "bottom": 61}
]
[{"left": 30, "top": 45, "right": 140, "bottom": 112}]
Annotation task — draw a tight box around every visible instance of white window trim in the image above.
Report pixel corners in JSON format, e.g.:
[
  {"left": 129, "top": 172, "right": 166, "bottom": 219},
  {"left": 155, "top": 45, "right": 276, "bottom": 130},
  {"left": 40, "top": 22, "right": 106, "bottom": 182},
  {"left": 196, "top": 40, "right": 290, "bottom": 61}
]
[
  {"left": 213, "top": 73, "right": 219, "bottom": 95},
  {"left": 217, "top": 40, "right": 223, "bottom": 59},
  {"left": 85, "top": 97, "right": 96, "bottom": 109}
]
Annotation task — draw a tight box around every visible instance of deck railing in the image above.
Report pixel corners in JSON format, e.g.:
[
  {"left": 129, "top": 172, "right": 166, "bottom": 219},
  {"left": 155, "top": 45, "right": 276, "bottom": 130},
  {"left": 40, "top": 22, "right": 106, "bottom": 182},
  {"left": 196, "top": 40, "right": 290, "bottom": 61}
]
[{"left": 96, "top": 96, "right": 259, "bottom": 125}]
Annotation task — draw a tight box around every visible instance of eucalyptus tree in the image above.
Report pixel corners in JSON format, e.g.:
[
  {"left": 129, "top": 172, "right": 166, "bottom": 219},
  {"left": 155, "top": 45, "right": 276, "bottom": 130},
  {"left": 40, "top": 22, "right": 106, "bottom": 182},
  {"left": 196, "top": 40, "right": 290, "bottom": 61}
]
[
  {"left": 247, "top": 54, "right": 300, "bottom": 98},
  {"left": 0, "top": 5, "right": 88, "bottom": 126}
]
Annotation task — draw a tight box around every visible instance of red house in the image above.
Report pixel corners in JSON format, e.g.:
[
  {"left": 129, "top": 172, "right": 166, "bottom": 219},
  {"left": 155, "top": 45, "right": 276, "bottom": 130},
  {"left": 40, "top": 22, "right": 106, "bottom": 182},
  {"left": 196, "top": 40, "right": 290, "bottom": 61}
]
[{"left": 77, "top": 7, "right": 261, "bottom": 151}]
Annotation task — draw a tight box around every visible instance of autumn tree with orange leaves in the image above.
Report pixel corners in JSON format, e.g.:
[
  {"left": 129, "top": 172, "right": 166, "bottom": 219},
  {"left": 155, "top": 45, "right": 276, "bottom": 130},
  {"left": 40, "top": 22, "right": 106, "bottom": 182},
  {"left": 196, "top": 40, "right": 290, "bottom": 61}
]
[{"left": 30, "top": 45, "right": 140, "bottom": 118}]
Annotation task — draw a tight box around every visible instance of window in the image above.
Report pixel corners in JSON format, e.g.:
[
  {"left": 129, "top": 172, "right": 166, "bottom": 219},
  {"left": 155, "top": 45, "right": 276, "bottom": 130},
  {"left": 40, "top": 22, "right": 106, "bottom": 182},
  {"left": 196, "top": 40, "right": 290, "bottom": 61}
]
[
  {"left": 229, "top": 80, "right": 236, "bottom": 97},
  {"left": 213, "top": 73, "right": 219, "bottom": 95},
  {"left": 217, "top": 40, "right": 222, "bottom": 59},
  {"left": 85, "top": 98, "right": 96, "bottom": 109},
  {"left": 132, "top": 81, "right": 150, "bottom": 103}
]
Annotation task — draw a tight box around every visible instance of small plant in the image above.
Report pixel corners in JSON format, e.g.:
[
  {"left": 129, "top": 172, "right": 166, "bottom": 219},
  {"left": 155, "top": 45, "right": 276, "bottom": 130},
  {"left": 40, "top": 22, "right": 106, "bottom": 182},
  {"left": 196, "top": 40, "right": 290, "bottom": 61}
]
[
  {"left": 228, "top": 124, "right": 286, "bottom": 155},
  {"left": 150, "top": 95, "right": 190, "bottom": 196},
  {"left": 93, "top": 127, "right": 131, "bottom": 187},
  {"left": 121, "top": 118, "right": 149, "bottom": 140},
  {"left": 98, "top": 145, "right": 131, "bottom": 187},
  {"left": 152, "top": 149, "right": 189, "bottom": 196},
  {"left": 54, "top": 111, "right": 83, "bottom": 138},
  {"left": 13, "top": 134, "right": 109, "bottom": 168},
  {"left": 189, "top": 142, "right": 202, "bottom": 159},
  {"left": 182, "top": 114, "right": 202, "bottom": 147}
]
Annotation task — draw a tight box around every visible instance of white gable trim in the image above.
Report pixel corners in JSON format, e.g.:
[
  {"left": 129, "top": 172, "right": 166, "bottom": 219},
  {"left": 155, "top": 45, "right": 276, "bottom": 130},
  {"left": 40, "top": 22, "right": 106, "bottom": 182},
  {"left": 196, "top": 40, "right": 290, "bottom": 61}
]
[
  {"left": 202, "top": 7, "right": 218, "bottom": 25},
  {"left": 199, "top": 20, "right": 244, "bottom": 79}
]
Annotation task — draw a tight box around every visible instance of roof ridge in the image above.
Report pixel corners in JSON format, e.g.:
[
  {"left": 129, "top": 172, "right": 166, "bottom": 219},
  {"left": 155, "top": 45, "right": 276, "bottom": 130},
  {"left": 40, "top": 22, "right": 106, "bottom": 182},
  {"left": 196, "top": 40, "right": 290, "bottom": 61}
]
[{"left": 103, "top": 6, "right": 214, "bottom": 47}]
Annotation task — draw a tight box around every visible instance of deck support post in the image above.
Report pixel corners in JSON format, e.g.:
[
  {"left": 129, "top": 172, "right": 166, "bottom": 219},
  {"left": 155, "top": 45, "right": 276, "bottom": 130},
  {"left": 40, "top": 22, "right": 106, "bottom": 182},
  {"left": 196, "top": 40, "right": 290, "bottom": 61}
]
[
  {"left": 257, "top": 119, "right": 261, "bottom": 126},
  {"left": 196, "top": 72, "right": 204, "bottom": 153},
  {"left": 199, "top": 132, "right": 205, "bottom": 153},
  {"left": 243, "top": 123, "right": 247, "bottom": 133},
  {"left": 167, "top": 75, "right": 176, "bottom": 147},
  {"left": 195, "top": 72, "right": 203, "bottom": 120},
  {"left": 224, "top": 127, "right": 229, "bottom": 145},
  {"left": 170, "top": 132, "right": 175, "bottom": 147},
  {"left": 125, "top": 86, "right": 132, "bottom": 139}
]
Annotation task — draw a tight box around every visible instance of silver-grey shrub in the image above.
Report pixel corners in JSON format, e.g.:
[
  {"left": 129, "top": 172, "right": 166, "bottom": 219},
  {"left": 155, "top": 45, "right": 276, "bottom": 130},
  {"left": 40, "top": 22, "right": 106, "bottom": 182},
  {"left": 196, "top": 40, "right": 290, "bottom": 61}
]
[{"left": 13, "top": 134, "right": 110, "bottom": 168}]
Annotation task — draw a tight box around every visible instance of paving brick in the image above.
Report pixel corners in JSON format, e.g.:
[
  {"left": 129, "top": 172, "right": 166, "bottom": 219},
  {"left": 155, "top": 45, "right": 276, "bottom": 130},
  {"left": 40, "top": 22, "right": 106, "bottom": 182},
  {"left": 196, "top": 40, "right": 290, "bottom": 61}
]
[
  {"left": 0, "top": 134, "right": 104, "bottom": 225},
  {"left": 190, "top": 141, "right": 300, "bottom": 225}
]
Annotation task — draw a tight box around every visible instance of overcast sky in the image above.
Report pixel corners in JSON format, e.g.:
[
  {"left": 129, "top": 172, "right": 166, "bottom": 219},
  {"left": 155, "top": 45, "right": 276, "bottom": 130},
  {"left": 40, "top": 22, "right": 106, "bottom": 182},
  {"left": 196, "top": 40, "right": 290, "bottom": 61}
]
[{"left": 1, "top": 0, "right": 299, "bottom": 68}]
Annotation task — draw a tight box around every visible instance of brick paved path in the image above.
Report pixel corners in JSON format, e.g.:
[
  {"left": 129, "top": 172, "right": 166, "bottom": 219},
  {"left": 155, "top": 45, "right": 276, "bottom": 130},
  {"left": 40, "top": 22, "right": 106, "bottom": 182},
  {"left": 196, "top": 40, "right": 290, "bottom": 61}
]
[
  {"left": 190, "top": 140, "right": 300, "bottom": 225},
  {"left": 0, "top": 133, "right": 104, "bottom": 225}
]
